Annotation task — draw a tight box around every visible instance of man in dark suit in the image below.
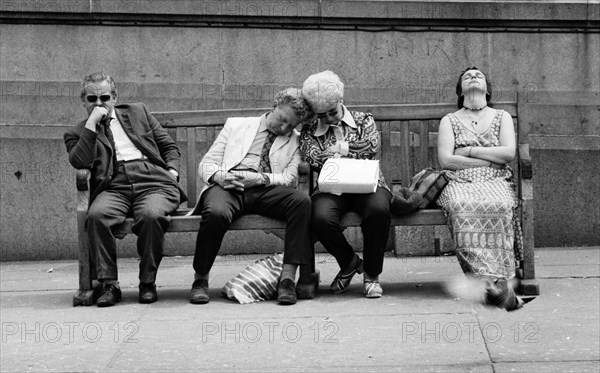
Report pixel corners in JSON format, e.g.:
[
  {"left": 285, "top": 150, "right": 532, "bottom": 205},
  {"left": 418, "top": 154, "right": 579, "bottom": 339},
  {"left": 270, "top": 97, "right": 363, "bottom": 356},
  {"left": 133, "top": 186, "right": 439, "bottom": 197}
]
[{"left": 64, "top": 73, "right": 186, "bottom": 307}]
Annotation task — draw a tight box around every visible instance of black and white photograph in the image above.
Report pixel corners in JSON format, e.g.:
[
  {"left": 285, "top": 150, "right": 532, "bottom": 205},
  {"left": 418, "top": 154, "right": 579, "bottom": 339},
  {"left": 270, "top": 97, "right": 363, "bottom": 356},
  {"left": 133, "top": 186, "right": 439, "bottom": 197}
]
[{"left": 1, "top": 1, "right": 599, "bottom": 372}]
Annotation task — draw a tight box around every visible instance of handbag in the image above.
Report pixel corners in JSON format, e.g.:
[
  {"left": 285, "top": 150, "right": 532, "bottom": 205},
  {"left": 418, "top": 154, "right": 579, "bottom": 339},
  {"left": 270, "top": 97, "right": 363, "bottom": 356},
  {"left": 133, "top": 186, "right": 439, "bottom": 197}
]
[
  {"left": 408, "top": 168, "right": 449, "bottom": 208},
  {"left": 221, "top": 254, "right": 283, "bottom": 304},
  {"left": 390, "top": 187, "right": 424, "bottom": 216},
  {"left": 317, "top": 158, "right": 380, "bottom": 195}
]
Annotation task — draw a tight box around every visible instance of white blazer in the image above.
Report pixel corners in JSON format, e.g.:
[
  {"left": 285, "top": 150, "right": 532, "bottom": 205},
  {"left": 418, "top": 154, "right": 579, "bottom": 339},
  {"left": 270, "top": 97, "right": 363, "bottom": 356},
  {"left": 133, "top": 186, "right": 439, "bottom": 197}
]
[{"left": 198, "top": 115, "right": 301, "bottom": 197}]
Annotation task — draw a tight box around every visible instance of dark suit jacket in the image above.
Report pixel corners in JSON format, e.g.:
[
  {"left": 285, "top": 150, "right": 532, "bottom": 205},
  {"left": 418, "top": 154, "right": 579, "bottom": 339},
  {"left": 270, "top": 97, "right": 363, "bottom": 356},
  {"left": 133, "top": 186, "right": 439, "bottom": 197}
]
[{"left": 64, "top": 103, "right": 187, "bottom": 204}]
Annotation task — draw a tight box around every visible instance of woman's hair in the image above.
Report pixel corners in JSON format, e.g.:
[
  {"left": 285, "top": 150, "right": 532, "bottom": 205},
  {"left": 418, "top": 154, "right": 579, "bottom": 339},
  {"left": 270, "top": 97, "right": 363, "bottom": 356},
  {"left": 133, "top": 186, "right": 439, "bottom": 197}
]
[
  {"left": 273, "top": 88, "right": 314, "bottom": 123},
  {"left": 455, "top": 66, "right": 493, "bottom": 108},
  {"left": 80, "top": 72, "right": 117, "bottom": 100},
  {"left": 301, "top": 70, "right": 344, "bottom": 108}
]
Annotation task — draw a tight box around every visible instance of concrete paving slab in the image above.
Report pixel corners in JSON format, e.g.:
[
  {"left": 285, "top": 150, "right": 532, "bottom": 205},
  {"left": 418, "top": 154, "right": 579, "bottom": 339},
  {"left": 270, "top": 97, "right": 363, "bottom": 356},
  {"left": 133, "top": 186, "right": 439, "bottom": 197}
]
[
  {"left": 478, "top": 278, "right": 600, "bottom": 363},
  {"left": 537, "top": 264, "right": 600, "bottom": 279},
  {"left": 138, "top": 283, "right": 473, "bottom": 324},
  {"left": 1, "top": 248, "right": 599, "bottom": 373},
  {"left": 534, "top": 247, "right": 600, "bottom": 279},
  {"left": 108, "top": 313, "right": 491, "bottom": 373},
  {"left": 2, "top": 341, "right": 120, "bottom": 373},
  {"left": 535, "top": 248, "right": 600, "bottom": 266},
  {"left": 493, "top": 361, "right": 600, "bottom": 373}
]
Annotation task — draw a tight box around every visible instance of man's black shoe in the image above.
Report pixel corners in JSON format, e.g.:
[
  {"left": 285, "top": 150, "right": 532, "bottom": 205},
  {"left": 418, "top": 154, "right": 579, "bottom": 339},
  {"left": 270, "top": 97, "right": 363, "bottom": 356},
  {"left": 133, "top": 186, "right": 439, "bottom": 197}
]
[
  {"left": 277, "top": 279, "right": 297, "bottom": 305},
  {"left": 190, "top": 279, "right": 209, "bottom": 304},
  {"left": 97, "top": 283, "right": 122, "bottom": 307},
  {"left": 139, "top": 282, "right": 158, "bottom": 304}
]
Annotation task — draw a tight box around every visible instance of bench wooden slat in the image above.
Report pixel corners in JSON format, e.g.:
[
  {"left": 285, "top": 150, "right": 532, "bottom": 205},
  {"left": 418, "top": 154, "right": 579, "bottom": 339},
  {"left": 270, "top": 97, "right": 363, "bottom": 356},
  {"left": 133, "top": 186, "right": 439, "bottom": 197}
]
[
  {"left": 117, "top": 215, "right": 289, "bottom": 233},
  {"left": 186, "top": 127, "right": 197, "bottom": 208},
  {"left": 400, "top": 123, "right": 411, "bottom": 186},
  {"left": 380, "top": 120, "right": 394, "bottom": 187},
  {"left": 362, "top": 210, "right": 447, "bottom": 226},
  {"left": 154, "top": 108, "right": 270, "bottom": 127},
  {"left": 153, "top": 103, "right": 518, "bottom": 128},
  {"left": 386, "top": 122, "right": 403, "bottom": 186},
  {"left": 351, "top": 103, "right": 518, "bottom": 120},
  {"left": 418, "top": 121, "right": 429, "bottom": 171},
  {"left": 112, "top": 210, "right": 449, "bottom": 236}
]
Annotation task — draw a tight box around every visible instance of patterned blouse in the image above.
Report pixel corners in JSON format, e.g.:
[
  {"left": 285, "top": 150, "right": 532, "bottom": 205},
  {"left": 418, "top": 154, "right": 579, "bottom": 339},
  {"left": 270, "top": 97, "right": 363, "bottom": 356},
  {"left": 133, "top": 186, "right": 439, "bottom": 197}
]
[{"left": 299, "top": 105, "right": 388, "bottom": 190}]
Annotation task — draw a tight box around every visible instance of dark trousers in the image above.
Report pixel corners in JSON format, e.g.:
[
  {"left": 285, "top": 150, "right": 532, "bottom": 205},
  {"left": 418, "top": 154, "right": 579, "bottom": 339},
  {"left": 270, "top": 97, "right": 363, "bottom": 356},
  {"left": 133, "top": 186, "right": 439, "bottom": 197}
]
[
  {"left": 312, "top": 187, "right": 392, "bottom": 277},
  {"left": 193, "top": 185, "right": 312, "bottom": 276},
  {"left": 86, "top": 160, "right": 181, "bottom": 284}
]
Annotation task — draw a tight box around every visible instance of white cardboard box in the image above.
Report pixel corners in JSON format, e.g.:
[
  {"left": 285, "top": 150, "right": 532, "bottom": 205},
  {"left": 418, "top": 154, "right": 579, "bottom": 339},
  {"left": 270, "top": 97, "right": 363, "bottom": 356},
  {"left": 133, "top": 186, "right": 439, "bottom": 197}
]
[{"left": 317, "top": 158, "right": 380, "bottom": 195}]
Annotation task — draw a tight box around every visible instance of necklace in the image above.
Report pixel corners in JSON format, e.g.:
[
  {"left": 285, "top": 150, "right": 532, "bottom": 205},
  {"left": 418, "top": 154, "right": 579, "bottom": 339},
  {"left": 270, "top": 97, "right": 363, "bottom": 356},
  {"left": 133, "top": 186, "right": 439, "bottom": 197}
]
[
  {"left": 463, "top": 105, "right": 487, "bottom": 111},
  {"left": 466, "top": 112, "right": 483, "bottom": 129}
]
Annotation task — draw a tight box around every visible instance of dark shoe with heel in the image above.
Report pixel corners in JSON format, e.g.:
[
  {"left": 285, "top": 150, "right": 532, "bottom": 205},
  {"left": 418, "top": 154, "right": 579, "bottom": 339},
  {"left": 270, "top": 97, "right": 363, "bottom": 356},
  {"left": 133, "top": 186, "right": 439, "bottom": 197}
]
[
  {"left": 139, "top": 282, "right": 158, "bottom": 304},
  {"left": 97, "top": 283, "right": 122, "bottom": 307},
  {"left": 277, "top": 279, "right": 297, "bottom": 305},
  {"left": 190, "top": 279, "right": 210, "bottom": 304},
  {"left": 330, "top": 255, "right": 364, "bottom": 294}
]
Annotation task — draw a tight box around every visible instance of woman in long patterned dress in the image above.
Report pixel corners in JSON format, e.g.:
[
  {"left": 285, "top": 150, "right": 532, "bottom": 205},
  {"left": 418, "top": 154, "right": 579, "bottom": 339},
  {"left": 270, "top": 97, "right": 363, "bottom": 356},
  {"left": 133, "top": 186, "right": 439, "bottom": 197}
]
[{"left": 437, "top": 67, "right": 527, "bottom": 311}]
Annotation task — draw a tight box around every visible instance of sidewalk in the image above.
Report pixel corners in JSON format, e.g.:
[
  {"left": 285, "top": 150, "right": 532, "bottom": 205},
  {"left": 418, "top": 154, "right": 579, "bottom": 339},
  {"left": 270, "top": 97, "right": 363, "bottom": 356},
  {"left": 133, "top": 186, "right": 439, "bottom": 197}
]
[{"left": 1, "top": 247, "right": 599, "bottom": 373}]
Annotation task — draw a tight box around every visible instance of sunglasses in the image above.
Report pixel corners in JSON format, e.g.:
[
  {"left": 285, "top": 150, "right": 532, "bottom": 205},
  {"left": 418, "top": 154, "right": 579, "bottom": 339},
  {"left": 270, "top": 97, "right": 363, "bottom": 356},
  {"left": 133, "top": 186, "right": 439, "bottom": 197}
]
[
  {"left": 85, "top": 95, "right": 112, "bottom": 103},
  {"left": 315, "top": 107, "right": 339, "bottom": 119}
]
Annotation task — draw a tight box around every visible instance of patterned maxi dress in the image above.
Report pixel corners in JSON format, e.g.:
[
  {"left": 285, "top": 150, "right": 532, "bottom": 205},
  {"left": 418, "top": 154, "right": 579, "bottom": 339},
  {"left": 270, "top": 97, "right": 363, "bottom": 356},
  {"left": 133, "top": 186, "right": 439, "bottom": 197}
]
[{"left": 436, "top": 109, "right": 523, "bottom": 280}]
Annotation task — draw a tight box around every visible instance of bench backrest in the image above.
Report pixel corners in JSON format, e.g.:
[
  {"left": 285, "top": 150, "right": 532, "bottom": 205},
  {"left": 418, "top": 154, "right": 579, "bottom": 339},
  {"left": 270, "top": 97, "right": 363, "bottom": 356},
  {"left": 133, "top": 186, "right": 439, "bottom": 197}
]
[{"left": 153, "top": 102, "right": 520, "bottom": 208}]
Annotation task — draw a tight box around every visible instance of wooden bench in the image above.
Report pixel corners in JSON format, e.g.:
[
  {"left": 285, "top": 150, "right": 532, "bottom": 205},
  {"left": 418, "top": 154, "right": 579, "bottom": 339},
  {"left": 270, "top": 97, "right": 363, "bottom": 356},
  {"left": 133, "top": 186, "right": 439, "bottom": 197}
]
[{"left": 72, "top": 98, "right": 540, "bottom": 306}]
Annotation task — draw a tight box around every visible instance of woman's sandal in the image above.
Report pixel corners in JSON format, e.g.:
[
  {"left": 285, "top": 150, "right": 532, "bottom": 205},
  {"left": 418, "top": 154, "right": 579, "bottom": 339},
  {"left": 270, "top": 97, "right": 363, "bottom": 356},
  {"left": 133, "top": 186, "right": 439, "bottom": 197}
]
[{"left": 330, "top": 255, "right": 364, "bottom": 294}]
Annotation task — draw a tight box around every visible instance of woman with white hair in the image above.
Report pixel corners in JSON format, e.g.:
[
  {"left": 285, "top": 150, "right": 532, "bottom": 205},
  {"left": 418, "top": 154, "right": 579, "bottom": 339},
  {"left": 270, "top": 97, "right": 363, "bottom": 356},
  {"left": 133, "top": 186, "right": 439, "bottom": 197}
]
[{"left": 300, "top": 71, "right": 391, "bottom": 298}]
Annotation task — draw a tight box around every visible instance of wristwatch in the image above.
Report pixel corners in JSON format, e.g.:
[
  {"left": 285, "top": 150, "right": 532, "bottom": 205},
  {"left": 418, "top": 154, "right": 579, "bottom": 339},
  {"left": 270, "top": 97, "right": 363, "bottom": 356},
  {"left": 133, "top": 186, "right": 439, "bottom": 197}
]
[{"left": 261, "top": 172, "right": 270, "bottom": 186}]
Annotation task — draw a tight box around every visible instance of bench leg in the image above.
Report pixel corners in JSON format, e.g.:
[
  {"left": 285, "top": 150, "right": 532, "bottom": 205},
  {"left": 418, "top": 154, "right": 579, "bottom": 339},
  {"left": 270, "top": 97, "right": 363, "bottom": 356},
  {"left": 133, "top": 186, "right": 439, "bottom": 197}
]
[
  {"left": 518, "top": 279, "right": 540, "bottom": 296},
  {"left": 297, "top": 244, "right": 319, "bottom": 299},
  {"left": 519, "top": 179, "right": 539, "bottom": 297},
  {"left": 297, "top": 270, "right": 320, "bottom": 299},
  {"left": 73, "top": 210, "right": 98, "bottom": 306}
]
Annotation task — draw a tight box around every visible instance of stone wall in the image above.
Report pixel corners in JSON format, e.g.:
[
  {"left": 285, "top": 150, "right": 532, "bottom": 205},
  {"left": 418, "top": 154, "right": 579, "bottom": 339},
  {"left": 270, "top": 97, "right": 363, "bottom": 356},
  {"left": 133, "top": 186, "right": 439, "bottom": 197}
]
[{"left": 1, "top": 1, "right": 598, "bottom": 260}]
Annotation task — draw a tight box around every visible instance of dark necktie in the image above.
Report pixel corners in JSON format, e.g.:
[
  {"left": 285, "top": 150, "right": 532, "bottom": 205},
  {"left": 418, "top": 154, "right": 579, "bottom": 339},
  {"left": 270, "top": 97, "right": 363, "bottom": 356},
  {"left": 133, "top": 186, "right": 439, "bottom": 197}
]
[
  {"left": 100, "top": 120, "right": 118, "bottom": 176},
  {"left": 258, "top": 131, "right": 277, "bottom": 173}
]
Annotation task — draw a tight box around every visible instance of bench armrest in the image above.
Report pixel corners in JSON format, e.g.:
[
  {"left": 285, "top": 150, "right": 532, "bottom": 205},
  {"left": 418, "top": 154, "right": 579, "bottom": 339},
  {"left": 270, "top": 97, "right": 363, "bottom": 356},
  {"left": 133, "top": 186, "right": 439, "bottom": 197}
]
[
  {"left": 76, "top": 169, "right": 91, "bottom": 213},
  {"left": 518, "top": 144, "right": 532, "bottom": 180},
  {"left": 74, "top": 169, "right": 95, "bottom": 298},
  {"left": 516, "top": 144, "right": 537, "bottom": 289}
]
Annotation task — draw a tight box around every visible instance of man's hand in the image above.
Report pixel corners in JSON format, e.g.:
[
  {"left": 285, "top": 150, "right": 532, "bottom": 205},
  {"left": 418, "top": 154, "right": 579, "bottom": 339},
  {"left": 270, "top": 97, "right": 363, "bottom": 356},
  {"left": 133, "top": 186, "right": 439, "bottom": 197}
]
[
  {"left": 85, "top": 106, "right": 109, "bottom": 131},
  {"left": 228, "top": 170, "right": 268, "bottom": 188},
  {"left": 168, "top": 168, "right": 179, "bottom": 181},
  {"left": 327, "top": 143, "right": 341, "bottom": 153},
  {"left": 212, "top": 170, "right": 245, "bottom": 192}
]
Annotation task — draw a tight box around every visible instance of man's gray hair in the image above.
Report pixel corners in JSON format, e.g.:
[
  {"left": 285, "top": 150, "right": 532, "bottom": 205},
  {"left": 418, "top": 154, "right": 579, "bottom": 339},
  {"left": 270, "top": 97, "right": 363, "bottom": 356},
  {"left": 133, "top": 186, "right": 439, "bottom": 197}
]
[
  {"left": 301, "top": 70, "right": 344, "bottom": 107},
  {"left": 80, "top": 72, "right": 117, "bottom": 100}
]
